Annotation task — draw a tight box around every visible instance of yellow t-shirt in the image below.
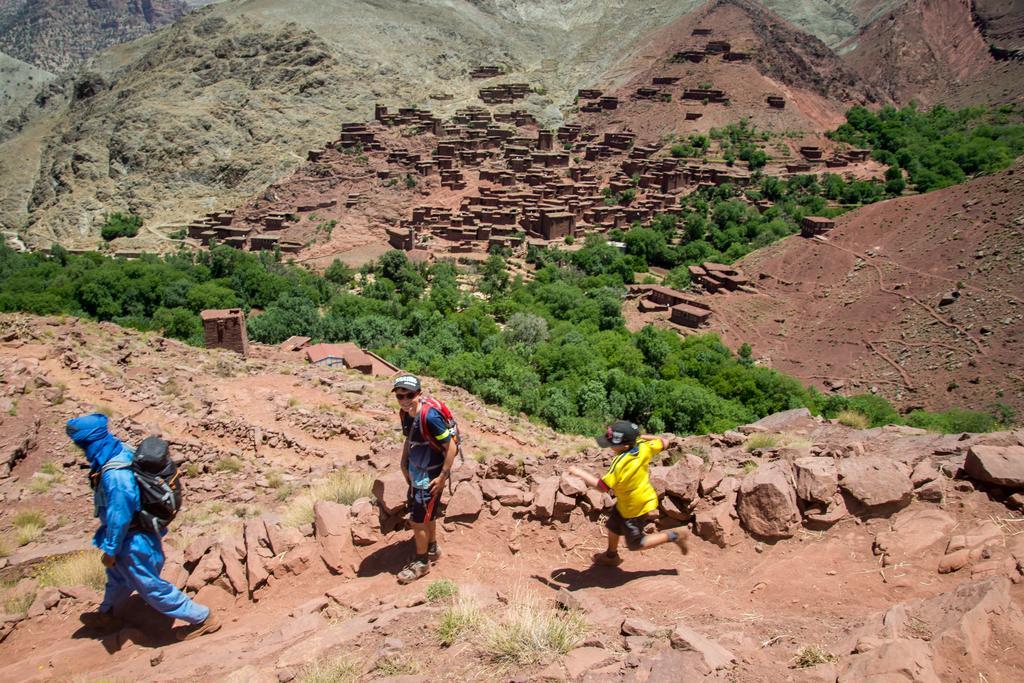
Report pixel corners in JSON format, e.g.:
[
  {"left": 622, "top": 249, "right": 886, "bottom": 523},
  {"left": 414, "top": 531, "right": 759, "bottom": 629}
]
[{"left": 600, "top": 438, "right": 662, "bottom": 519}]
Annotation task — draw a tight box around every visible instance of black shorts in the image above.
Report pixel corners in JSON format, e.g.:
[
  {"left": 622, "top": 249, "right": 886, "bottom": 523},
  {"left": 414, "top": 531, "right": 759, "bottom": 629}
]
[
  {"left": 605, "top": 508, "right": 648, "bottom": 550},
  {"left": 407, "top": 487, "right": 445, "bottom": 524}
]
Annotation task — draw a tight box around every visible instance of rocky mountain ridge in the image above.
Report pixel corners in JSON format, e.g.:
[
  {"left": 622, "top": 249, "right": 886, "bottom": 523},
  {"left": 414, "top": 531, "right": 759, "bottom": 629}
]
[{"left": 0, "top": 0, "right": 190, "bottom": 74}]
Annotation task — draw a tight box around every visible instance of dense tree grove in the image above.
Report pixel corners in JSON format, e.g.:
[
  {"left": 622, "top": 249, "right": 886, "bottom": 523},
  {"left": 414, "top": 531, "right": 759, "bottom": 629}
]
[
  {"left": 829, "top": 104, "right": 1024, "bottom": 192},
  {"left": 0, "top": 242, "right": 1007, "bottom": 436}
]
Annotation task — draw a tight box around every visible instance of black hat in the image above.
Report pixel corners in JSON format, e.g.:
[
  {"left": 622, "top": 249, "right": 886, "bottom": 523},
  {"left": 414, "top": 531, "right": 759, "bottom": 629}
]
[
  {"left": 392, "top": 374, "right": 421, "bottom": 393},
  {"left": 597, "top": 420, "right": 639, "bottom": 448}
]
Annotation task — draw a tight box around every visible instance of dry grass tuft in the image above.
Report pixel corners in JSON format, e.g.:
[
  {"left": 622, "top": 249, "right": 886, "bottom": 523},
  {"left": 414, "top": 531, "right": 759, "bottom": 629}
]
[
  {"left": 745, "top": 433, "right": 779, "bottom": 452},
  {"left": 480, "top": 589, "right": 586, "bottom": 665},
  {"left": 426, "top": 579, "right": 459, "bottom": 603},
  {"left": 214, "top": 456, "right": 243, "bottom": 474},
  {"left": 13, "top": 509, "right": 46, "bottom": 546},
  {"left": 298, "top": 655, "right": 361, "bottom": 683},
  {"left": 36, "top": 550, "right": 106, "bottom": 591},
  {"left": 437, "top": 595, "right": 484, "bottom": 646},
  {"left": 436, "top": 589, "right": 586, "bottom": 665},
  {"left": 284, "top": 469, "right": 374, "bottom": 527},
  {"left": 793, "top": 644, "right": 837, "bottom": 668},
  {"left": 836, "top": 410, "right": 870, "bottom": 430}
]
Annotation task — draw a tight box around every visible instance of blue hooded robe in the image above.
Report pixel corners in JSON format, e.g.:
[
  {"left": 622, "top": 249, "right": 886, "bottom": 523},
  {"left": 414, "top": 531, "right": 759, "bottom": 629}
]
[{"left": 66, "top": 414, "right": 208, "bottom": 624}]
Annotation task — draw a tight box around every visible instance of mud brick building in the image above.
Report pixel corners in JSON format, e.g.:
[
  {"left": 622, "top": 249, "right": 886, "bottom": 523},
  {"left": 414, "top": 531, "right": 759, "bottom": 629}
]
[
  {"left": 670, "top": 301, "right": 713, "bottom": 328},
  {"left": 201, "top": 309, "right": 248, "bottom": 356},
  {"left": 470, "top": 65, "right": 504, "bottom": 78},
  {"left": 682, "top": 88, "right": 728, "bottom": 103},
  {"left": 800, "top": 146, "right": 824, "bottom": 160},
  {"left": 801, "top": 216, "right": 836, "bottom": 237},
  {"left": 672, "top": 49, "right": 706, "bottom": 63},
  {"left": 305, "top": 343, "right": 399, "bottom": 376}
]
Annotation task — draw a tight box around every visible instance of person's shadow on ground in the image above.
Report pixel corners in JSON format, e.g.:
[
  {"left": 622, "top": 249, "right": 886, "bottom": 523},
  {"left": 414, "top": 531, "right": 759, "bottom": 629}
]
[
  {"left": 72, "top": 595, "right": 179, "bottom": 652},
  {"left": 536, "top": 565, "right": 679, "bottom": 591},
  {"left": 357, "top": 538, "right": 416, "bottom": 577}
]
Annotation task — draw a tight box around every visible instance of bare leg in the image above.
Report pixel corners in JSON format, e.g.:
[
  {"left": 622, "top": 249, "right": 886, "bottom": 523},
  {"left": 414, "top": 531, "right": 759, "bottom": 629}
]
[
  {"left": 637, "top": 528, "right": 690, "bottom": 552},
  {"left": 606, "top": 530, "right": 621, "bottom": 555},
  {"left": 411, "top": 522, "right": 429, "bottom": 555},
  {"left": 427, "top": 519, "right": 437, "bottom": 545}
]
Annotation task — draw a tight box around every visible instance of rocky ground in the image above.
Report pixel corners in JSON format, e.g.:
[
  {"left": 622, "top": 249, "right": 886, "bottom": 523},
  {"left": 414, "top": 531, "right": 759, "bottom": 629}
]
[{"left": 0, "top": 313, "right": 1022, "bottom": 681}]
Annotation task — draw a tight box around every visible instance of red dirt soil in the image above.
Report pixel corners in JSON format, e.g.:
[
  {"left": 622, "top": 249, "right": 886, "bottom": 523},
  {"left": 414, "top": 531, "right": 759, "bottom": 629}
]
[{"left": 709, "top": 159, "right": 1024, "bottom": 418}]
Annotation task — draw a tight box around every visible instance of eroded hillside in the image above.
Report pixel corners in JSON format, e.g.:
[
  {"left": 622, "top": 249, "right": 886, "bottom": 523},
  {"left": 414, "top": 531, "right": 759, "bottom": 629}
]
[{"left": 711, "top": 159, "right": 1024, "bottom": 420}]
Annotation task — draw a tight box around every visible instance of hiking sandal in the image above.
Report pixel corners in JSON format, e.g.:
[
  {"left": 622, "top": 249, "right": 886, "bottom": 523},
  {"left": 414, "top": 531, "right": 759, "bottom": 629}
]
[
  {"left": 397, "top": 560, "right": 430, "bottom": 584},
  {"left": 428, "top": 543, "right": 442, "bottom": 562}
]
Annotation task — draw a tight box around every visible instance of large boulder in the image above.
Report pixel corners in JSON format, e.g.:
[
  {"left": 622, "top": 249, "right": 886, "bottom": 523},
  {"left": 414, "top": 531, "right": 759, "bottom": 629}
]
[
  {"left": 839, "top": 457, "right": 913, "bottom": 511},
  {"left": 649, "top": 455, "right": 704, "bottom": 504},
  {"left": 532, "top": 476, "right": 559, "bottom": 519},
  {"left": 694, "top": 499, "right": 740, "bottom": 548},
  {"left": 743, "top": 408, "right": 814, "bottom": 433},
  {"left": 186, "top": 549, "right": 225, "bottom": 592},
  {"left": 669, "top": 623, "right": 736, "bottom": 671},
  {"left": 313, "top": 501, "right": 355, "bottom": 576},
  {"left": 219, "top": 537, "right": 248, "bottom": 595},
  {"left": 372, "top": 470, "right": 408, "bottom": 516},
  {"left": 446, "top": 481, "right": 484, "bottom": 520},
  {"left": 265, "top": 522, "right": 303, "bottom": 556},
  {"left": 0, "top": 415, "right": 39, "bottom": 478},
  {"left": 838, "top": 638, "right": 939, "bottom": 683},
  {"left": 964, "top": 445, "right": 1024, "bottom": 489},
  {"left": 793, "top": 457, "right": 838, "bottom": 505},
  {"left": 736, "top": 463, "right": 801, "bottom": 539},
  {"left": 480, "top": 479, "right": 533, "bottom": 507},
  {"left": 243, "top": 519, "right": 270, "bottom": 594},
  {"left": 873, "top": 509, "right": 956, "bottom": 561},
  {"left": 559, "top": 472, "right": 587, "bottom": 497}
]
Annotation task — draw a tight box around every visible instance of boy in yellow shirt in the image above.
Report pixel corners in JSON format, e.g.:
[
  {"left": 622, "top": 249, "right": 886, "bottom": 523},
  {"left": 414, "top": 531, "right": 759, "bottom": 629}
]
[{"left": 570, "top": 420, "right": 690, "bottom": 566}]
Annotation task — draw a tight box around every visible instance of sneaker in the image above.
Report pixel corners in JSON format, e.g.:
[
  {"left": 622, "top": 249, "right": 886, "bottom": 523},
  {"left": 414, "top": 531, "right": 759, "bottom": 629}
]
[
  {"left": 176, "top": 612, "right": 221, "bottom": 641},
  {"left": 591, "top": 551, "right": 624, "bottom": 567},
  {"left": 427, "top": 542, "right": 442, "bottom": 562},
  {"left": 673, "top": 529, "right": 690, "bottom": 556},
  {"left": 79, "top": 610, "right": 123, "bottom": 632},
  {"left": 397, "top": 559, "right": 430, "bottom": 584}
]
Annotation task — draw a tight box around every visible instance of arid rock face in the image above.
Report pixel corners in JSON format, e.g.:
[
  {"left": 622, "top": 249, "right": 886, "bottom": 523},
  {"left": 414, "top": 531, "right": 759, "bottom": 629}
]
[{"left": 0, "top": 0, "right": 190, "bottom": 73}]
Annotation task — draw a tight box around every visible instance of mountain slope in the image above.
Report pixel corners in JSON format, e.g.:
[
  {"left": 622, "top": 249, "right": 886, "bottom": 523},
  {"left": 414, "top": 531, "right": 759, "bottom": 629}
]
[
  {"left": 709, "top": 159, "right": 1024, "bottom": 419},
  {"left": 0, "top": 48, "right": 53, "bottom": 121},
  {"left": 0, "top": 0, "right": 190, "bottom": 73},
  {"left": 841, "top": 0, "right": 1022, "bottom": 106},
  {"left": 0, "top": 0, "right": 997, "bottom": 246},
  {"left": 577, "top": 0, "right": 887, "bottom": 139}
]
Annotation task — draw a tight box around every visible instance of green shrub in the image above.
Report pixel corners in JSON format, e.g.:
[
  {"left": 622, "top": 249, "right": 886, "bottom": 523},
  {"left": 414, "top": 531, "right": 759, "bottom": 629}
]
[
  {"left": 100, "top": 212, "right": 143, "bottom": 241},
  {"left": 426, "top": 579, "right": 459, "bottom": 603},
  {"left": 905, "top": 408, "right": 999, "bottom": 434}
]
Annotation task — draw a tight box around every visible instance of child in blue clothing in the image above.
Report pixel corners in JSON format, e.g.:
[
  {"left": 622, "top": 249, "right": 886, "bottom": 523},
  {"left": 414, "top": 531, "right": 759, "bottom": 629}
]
[{"left": 67, "top": 413, "right": 220, "bottom": 640}]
